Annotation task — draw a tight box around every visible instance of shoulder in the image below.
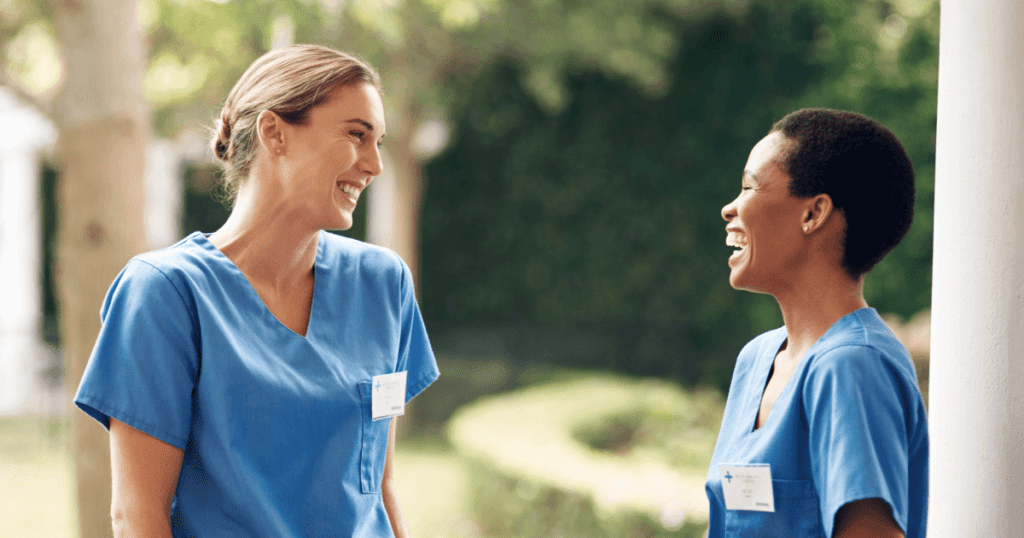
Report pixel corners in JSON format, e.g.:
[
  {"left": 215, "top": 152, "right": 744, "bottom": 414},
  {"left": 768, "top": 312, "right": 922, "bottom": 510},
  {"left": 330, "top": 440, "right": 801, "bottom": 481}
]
[
  {"left": 319, "top": 232, "right": 405, "bottom": 269},
  {"left": 808, "top": 309, "right": 915, "bottom": 377},
  {"left": 102, "top": 234, "right": 216, "bottom": 318},
  {"left": 319, "top": 232, "right": 410, "bottom": 283},
  {"left": 129, "top": 233, "right": 218, "bottom": 284},
  {"left": 801, "top": 309, "right": 921, "bottom": 404}
]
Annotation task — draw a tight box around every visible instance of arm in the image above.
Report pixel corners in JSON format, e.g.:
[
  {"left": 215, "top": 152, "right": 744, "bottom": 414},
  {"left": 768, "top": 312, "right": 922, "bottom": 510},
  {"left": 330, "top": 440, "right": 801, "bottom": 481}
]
[
  {"left": 834, "top": 498, "right": 904, "bottom": 538},
  {"left": 382, "top": 417, "right": 411, "bottom": 538},
  {"left": 109, "top": 418, "right": 184, "bottom": 538}
]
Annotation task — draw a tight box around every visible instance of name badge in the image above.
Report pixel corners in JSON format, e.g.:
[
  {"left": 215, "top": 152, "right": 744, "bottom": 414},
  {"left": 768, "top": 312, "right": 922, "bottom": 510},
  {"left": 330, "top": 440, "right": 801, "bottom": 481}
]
[
  {"left": 371, "top": 371, "right": 407, "bottom": 421},
  {"left": 720, "top": 464, "right": 775, "bottom": 512}
]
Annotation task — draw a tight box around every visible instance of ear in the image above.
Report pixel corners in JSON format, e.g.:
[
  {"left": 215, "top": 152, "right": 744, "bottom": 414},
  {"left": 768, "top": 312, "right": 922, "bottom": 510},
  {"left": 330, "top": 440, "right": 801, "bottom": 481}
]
[
  {"left": 256, "top": 110, "right": 286, "bottom": 156},
  {"left": 801, "top": 193, "right": 835, "bottom": 234}
]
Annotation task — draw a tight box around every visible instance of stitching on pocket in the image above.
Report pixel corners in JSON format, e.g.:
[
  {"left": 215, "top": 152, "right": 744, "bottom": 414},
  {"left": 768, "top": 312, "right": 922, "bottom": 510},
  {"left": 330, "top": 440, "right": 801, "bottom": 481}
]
[{"left": 357, "top": 381, "right": 390, "bottom": 494}]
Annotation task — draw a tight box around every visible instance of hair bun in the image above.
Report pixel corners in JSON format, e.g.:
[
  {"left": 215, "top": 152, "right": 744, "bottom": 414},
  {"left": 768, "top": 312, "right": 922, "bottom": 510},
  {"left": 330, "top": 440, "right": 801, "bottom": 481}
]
[{"left": 212, "top": 113, "right": 233, "bottom": 161}]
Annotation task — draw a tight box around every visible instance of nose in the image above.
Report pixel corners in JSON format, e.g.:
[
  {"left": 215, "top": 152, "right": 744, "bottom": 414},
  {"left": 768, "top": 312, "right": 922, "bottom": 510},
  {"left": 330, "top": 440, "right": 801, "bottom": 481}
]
[
  {"left": 722, "top": 196, "right": 738, "bottom": 222},
  {"left": 361, "top": 143, "right": 384, "bottom": 178}
]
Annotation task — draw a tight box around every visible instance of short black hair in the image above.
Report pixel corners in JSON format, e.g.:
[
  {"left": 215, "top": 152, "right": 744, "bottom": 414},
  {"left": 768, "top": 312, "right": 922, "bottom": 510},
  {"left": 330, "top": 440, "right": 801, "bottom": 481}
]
[{"left": 770, "top": 108, "right": 915, "bottom": 278}]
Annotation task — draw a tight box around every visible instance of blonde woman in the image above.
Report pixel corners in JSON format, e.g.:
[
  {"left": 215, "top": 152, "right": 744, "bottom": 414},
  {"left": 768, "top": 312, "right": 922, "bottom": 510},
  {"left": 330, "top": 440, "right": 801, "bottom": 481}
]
[{"left": 75, "top": 45, "right": 438, "bottom": 537}]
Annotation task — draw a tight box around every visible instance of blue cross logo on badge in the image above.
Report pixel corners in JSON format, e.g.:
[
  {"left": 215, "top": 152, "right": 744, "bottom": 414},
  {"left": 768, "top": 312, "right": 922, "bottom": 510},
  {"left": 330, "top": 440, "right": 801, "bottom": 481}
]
[
  {"left": 375, "top": 381, "right": 382, "bottom": 392},
  {"left": 725, "top": 471, "right": 733, "bottom": 483}
]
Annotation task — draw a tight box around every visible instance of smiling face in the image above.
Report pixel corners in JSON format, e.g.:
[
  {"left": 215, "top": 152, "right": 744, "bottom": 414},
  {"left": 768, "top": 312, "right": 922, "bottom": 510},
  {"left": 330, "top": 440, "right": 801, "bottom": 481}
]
[
  {"left": 277, "top": 82, "right": 385, "bottom": 231},
  {"left": 721, "top": 132, "right": 812, "bottom": 293}
]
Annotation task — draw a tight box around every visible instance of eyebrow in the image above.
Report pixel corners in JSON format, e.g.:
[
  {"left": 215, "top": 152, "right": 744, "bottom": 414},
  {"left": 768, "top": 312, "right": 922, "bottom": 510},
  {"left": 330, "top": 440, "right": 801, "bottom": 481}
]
[
  {"left": 743, "top": 170, "right": 759, "bottom": 183},
  {"left": 345, "top": 119, "right": 375, "bottom": 131},
  {"left": 344, "top": 118, "right": 386, "bottom": 139}
]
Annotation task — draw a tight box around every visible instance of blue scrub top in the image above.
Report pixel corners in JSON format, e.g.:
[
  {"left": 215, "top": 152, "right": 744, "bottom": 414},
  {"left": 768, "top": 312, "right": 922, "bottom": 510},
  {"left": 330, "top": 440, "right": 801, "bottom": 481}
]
[
  {"left": 75, "top": 231, "right": 439, "bottom": 538},
  {"left": 705, "top": 308, "right": 928, "bottom": 538}
]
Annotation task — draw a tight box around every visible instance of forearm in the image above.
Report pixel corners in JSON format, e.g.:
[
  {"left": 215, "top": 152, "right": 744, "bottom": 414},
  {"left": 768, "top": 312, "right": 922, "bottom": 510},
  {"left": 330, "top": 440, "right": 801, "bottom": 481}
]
[{"left": 382, "top": 477, "right": 411, "bottom": 538}]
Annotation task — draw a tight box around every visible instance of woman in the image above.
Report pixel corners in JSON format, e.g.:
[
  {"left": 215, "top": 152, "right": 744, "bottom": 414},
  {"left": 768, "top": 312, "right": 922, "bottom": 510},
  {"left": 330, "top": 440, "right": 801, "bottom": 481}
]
[
  {"left": 705, "top": 109, "right": 928, "bottom": 537},
  {"left": 74, "top": 45, "right": 438, "bottom": 537}
]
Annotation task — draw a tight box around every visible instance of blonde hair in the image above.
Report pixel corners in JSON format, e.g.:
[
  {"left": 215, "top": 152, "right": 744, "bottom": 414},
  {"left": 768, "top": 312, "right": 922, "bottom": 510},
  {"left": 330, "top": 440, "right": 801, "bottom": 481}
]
[{"left": 211, "top": 45, "right": 382, "bottom": 201}]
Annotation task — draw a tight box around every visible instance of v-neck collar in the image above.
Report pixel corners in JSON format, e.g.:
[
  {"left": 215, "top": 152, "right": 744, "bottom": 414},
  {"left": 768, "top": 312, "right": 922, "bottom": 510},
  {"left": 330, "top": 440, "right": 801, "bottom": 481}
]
[{"left": 192, "top": 231, "right": 324, "bottom": 340}]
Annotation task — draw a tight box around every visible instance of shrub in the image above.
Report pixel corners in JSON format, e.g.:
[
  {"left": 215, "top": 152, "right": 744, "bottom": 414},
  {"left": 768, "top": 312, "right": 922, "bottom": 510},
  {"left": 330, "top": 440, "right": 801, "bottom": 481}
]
[{"left": 448, "top": 375, "right": 723, "bottom": 537}]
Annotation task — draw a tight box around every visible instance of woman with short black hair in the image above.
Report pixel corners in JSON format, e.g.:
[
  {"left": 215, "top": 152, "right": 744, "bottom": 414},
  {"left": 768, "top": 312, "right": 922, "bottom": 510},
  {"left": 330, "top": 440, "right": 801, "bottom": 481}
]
[{"left": 705, "top": 108, "right": 927, "bottom": 538}]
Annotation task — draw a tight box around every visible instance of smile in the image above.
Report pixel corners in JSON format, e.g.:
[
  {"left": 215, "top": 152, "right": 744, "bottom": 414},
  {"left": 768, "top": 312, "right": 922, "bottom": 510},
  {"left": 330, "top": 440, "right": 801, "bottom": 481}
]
[
  {"left": 726, "top": 231, "right": 748, "bottom": 252},
  {"left": 338, "top": 182, "right": 361, "bottom": 203}
]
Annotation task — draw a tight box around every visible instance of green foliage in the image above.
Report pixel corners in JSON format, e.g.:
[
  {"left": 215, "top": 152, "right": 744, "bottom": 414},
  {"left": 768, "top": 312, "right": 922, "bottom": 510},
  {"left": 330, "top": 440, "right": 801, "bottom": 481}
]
[
  {"left": 21, "top": 0, "right": 938, "bottom": 392},
  {"left": 421, "top": 0, "right": 938, "bottom": 389},
  {"left": 573, "top": 388, "right": 724, "bottom": 470},
  {"left": 448, "top": 375, "right": 721, "bottom": 537},
  {"left": 468, "top": 465, "right": 708, "bottom": 538}
]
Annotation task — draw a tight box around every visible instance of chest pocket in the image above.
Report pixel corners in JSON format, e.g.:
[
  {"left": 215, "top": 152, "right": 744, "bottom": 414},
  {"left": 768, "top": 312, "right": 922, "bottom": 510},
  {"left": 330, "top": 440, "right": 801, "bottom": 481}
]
[
  {"left": 724, "top": 479, "right": 825, "bottom": 537},
  {"left": 357, "top": 381, "right": 391, "bottom": 494}
]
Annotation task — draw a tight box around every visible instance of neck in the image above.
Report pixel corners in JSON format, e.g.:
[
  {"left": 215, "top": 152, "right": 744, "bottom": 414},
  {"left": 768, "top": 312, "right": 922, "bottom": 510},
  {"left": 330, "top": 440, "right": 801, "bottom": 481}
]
[
  {"left": 208, "top": 175, "right": 319, "bottom": 290},
  {"left": 773, "top": 268, "right": 868, "bottom": 357}
]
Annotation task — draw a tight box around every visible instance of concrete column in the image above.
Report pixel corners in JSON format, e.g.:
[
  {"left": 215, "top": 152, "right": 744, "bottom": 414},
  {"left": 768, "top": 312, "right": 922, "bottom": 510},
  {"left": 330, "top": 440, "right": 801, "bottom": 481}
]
[{"left": 930, "top": 0, "right": 1024, "bottom": 535}]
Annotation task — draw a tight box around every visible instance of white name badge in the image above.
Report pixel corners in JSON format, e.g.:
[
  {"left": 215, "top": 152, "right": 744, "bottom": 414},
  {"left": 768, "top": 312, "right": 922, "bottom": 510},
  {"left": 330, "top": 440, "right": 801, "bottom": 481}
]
[
  {"left": 720, "top": 464, "right": 775, "bottom": 512},
  {"left": 371, "top": 371, "right": 407, "bottom": 421}
]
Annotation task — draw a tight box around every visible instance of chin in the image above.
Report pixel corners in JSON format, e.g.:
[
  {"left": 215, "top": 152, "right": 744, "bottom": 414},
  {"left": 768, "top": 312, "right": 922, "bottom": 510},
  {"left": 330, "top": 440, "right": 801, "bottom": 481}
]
[
  {"left": 729, "top": 270, "right": 768, "bottom": 295},
  {"left": 323, "top": 209, "right": 354, "bottom": 231}
]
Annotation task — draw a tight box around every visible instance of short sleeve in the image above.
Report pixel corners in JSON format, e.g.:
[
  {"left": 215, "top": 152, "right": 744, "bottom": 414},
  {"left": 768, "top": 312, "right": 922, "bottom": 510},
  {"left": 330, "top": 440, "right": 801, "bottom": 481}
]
[
  {"left": 394, "top": 260, "right": 439, "bottom": 403},
  {"left": 74, "top": 260, "right": 200, "bottom": 450},
  {"left": 803, "top": 345, "right": 913, "bottom": 537}
]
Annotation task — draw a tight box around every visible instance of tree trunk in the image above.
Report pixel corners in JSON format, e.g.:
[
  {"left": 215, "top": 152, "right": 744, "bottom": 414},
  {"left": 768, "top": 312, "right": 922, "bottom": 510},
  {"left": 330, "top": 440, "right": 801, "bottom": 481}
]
[
  {"left": 52, "top": 1, "right": 150, "bottom": 537},
  {"left": 367, "top": 85, "right": 425, "bottom": 289}
]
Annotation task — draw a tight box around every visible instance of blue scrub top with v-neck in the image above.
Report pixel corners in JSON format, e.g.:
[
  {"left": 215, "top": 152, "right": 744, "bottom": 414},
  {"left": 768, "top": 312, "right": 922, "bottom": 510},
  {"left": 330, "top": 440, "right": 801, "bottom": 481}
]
[
  {"left": 75, "top": 231, "right": 439, "bottom": 538},
  {"left": 704, "top": 308, "right": 928, "bottom": 538}
]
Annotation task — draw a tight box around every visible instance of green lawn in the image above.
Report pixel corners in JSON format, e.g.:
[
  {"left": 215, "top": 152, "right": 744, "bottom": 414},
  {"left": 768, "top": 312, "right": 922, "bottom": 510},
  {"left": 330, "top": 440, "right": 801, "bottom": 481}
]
[
  {"left": 0, "top": 418, "right": 476, "bottom": 538},
  {"left": 0, "top": 418, "right": 78, "bottom": 538}
]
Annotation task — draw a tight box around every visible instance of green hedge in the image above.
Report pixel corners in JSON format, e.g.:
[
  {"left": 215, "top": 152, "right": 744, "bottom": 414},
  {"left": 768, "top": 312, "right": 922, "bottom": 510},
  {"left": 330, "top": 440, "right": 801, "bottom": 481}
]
[
  {"left": 448, "top": 375, "right": 723, "bottom": 537},
  {"left": 420, "top": 0, "right": 939, "bottom": 390}
]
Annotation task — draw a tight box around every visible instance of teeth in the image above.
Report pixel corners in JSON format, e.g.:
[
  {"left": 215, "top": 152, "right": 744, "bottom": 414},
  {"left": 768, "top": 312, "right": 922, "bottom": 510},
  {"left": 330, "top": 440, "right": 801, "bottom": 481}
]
[
  {"left": 726, "top": 232, "right": 747, "bottom": 249},
  {"left": 339, "top": 183, "right": 360, "bottom": 201}
]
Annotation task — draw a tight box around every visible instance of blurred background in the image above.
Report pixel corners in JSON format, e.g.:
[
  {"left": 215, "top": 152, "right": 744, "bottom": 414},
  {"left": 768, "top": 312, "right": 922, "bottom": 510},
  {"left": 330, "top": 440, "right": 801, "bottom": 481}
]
[{"left": 0, "top": 0, "right": 935, "bottom": 536}]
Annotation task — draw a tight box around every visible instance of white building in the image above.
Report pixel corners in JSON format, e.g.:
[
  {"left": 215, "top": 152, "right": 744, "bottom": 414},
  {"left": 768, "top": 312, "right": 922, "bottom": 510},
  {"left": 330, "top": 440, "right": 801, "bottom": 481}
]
[
  {"left": 0, "top": 87, "right": 57, "bottom": 415},
  {"left": 0, "top": 87, "right": 183, "bottom": 416}
]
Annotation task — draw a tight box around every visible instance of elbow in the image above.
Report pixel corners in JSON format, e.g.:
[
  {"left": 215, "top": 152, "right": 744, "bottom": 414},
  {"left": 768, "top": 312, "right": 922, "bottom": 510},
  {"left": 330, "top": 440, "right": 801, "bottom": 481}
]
[
  {"left": 110, "top": 504, "right": 171, "bottom": 537},
  {"left": 110, "top": 507, "right": 130, "bottom": 537},
  {"left": 380, "top": 473, "right": 397, "bottom": 499}
]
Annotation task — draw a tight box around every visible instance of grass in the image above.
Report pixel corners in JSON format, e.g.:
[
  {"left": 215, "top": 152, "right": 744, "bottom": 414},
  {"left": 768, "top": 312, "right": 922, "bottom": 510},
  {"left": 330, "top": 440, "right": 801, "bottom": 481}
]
[
  {"left": 0, "top": 417, "right": 475, "bottom": 538},
  {"left": 0, "top": 417, "right": 78, "bottom": 538}
]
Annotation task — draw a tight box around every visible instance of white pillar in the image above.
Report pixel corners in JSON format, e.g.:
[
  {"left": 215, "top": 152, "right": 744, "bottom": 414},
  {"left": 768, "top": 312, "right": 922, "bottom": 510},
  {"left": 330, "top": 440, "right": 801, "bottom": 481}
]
[
  {"left": 930, "top": 0, "right": 1024, "bottom": 535},
  {"left": 0, "top": 88, "right": 56, "bottom": 415}
]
